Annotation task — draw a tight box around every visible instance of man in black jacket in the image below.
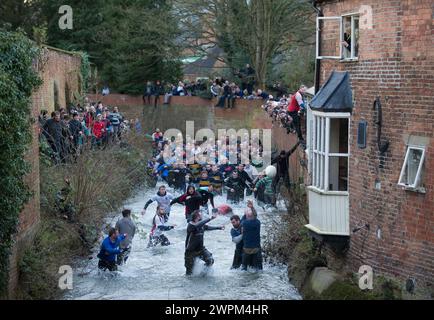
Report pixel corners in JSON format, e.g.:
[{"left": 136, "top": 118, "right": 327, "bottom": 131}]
[
  {"left": 153, "top": 80, "right": 165, "bottom": 108},
  {"left": 42, "top": 112, "right": 63, "bottom": 163},
  {"left": 271, "top": 142, "right": 300, "bottom": 191},
  {"left": 69, "top": 113, "right": 83, "bottom": 155},
  {"left": 224, "top": 171, "right": 249, "bottom": 204},
  {"left": 184, "top": 210, "right": 224, "bottom": 275},
  {"left": 236, "top": 164, "right": 254, "bottom": 195}
]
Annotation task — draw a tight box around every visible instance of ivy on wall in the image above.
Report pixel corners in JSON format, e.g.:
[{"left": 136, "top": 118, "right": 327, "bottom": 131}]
[
  {"left": 78, "top": 51, "right": 90, "bottom": 95},
  {"left": 0, "top": 29, "right": 42, "bottom": 295}
]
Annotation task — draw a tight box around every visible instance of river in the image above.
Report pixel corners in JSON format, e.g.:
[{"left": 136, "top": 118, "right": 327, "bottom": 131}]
[{"left": 64, "top": 185, "right": 301, "bottom": 300}]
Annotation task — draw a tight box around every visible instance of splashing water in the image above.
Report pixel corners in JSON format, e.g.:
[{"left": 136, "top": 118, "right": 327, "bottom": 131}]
[{"left": 64, "top": 185, "right": 301, "bottom": 300}]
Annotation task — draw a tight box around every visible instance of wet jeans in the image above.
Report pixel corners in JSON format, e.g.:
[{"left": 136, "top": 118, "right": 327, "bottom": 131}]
[
  {"left": 242, "top": 248, "right": 263, "bottom": 271},
  {"left": 185, "top": 248, "right": 214, "bottom": 275}
]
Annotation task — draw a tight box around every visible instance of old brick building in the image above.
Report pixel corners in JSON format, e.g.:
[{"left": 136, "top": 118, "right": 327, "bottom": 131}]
[{"left": 304, "top": 0, "right": 433, "bottom": 295}]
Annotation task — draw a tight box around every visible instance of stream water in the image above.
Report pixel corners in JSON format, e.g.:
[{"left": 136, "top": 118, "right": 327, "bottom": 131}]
[{"left": 64, "top": 185, "right": 301, "bottom": 300}]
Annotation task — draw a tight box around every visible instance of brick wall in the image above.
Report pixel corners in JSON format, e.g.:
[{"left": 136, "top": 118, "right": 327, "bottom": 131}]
[
  {"left": 36, "top": 46, "right": 82, "bottom": 113},
  {"left": 316, "top": 0, "right": 433, "bottom": 290},
  {"left": 7, "top": 47, "right": 82, "bottom": 298}
]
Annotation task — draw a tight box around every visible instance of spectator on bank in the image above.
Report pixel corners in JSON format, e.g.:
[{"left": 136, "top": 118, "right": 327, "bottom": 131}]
[
  {"left": 108, "top": 107, "right": 123, "bottom": 142},
  {"left": 92, "top": 113, "right": 106, "bottom": 148},
  {"left": 102, "top": 85, "right": 110, "bottom": 96},
  {"left": 257, "top": 89, "right": 270, "bottom": 100},
  {"left": 210, "top": 82, "right": 220, "bottom": 98},
  {"left": 69, "top": 112, "right": 83, "bottom": 156},
  {"left": 42, "top": 111, "right": 63, "bottom": 163},
  {"left": 153, "top": 80, "right": 165, "bottom": 108},
  {"left": 143, "top": 81, "right": 153, "bottom": 105}
]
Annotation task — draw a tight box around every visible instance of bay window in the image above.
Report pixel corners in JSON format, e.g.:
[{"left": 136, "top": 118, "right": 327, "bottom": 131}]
[{"left": 310, "top": 112, "right": 350, "bottom": 193}]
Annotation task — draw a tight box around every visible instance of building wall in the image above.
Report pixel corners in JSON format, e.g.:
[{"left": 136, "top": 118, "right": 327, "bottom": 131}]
[
  {"left": 7, "top": 47, "right": 82, "bottom": 298},
  {"left": 316, "top": 0, "right": 433, "bottom": 289}
]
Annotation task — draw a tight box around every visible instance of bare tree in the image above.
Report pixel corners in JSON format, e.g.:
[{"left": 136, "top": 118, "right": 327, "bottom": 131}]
[{"left": 174, "top": 0, "right": 314, "bottom": 88}]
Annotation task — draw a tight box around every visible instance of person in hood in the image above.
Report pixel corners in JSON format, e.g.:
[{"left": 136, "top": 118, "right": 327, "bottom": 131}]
[
  {"left": 97, "top": 228, "right": 126, "bottom": 272},
  {"left": 170, "top": 185, "right": 203, "bottom": 222},
  {"left": 115, "top": 209, "right": 136, "bottom": 265},
  {"left": 184, "top": 210, "right": 225, "bottom": 275},
  {"left": 142, "top": 185, "right": 174, "bottom": 218},
  {"left": 148, "top": 205, "right": 176, "bottom": 247}
]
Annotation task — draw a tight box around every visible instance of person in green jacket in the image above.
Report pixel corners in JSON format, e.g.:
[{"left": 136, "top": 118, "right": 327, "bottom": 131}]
[{"left": 254, "top": 174, "right": 275, "bottom": 207}]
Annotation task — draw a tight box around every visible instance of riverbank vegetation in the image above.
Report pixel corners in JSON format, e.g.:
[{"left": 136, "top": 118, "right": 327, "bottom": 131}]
[
  {"left": 262, "top": 184, "right": 403, "bottom": 300},
  {"left": 17, "top": 134, "right": 152, "bottom": 299}
]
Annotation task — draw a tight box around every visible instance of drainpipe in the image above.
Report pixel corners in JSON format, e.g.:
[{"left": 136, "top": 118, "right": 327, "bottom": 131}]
[{"left": 312, "top": 0, "right": 322, "bottom": 93}]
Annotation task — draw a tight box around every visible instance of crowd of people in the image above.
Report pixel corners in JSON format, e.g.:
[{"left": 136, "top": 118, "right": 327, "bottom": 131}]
[
  {"left": 141, "top": 64, "right": 274, "bottom": 109},
  {"left": 142, "top": 79, "right": 209, "bottom": 108},
  {"left": 262, "top": 84, "right": 308, "bottom": 145},
  {"left": 38, "top": 100, "right": 142, "bottom": 164},
  {"left": 97, "top": 125, "right": 300, "bottom": 276}
]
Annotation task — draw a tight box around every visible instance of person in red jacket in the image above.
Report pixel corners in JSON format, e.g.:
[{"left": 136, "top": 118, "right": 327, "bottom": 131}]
[
  {"left": 92, "top": 113, "right": 106, "bottom": 148},
  {"left": 287, "top": 85, "right": 307, "bottom": 141}
]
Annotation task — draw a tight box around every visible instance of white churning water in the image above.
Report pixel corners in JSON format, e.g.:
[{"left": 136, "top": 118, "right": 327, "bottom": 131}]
[{"left": 64, "top": 185, "right": 301, "bottom": 300}]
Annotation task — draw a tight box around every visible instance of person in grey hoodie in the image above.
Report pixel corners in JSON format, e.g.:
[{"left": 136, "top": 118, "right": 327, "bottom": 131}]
[{"left": 115, "top": 208, "right": 136, "bottom": 265}]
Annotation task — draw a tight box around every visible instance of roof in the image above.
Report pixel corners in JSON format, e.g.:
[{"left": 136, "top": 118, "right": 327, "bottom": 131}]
[
  {"left": 310, "top": 71, "right": 353, "bottom": 112},
  {"left": 183, "top": 46, "right": 225, "bottom": 75}
]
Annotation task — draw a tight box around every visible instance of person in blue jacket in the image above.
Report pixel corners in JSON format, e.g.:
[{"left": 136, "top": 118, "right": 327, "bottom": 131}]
[
  {"left": 157, "top": 162, "right": 170, "bottom": 182},
  {"left": 240, "top": 201, "right": 262, "bottom": 271},
  {"left": 97, "top": 228, "right": 127, "bottom": 272}
]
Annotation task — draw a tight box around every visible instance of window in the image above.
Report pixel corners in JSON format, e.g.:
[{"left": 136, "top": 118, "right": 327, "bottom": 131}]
[
  {"left": 341, "top": 14, "right": 359, "bottom": 60},
  {"left": 310, "top": 112, "right": 350, "bottom": 192},
  {"left": 316, "top": 14, "right": 359, "bottom": 60},
  {"left": 398, "top": 146, "right": 426, "bottom": 189}
]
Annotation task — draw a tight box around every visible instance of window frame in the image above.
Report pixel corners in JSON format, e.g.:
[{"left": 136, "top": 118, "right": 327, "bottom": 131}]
[
  {"left": 309, "top": 111, "right": 351, "bottom": 193},
  {"left": 316, "top": 13, "right": 360, "bottom": 61},
  {"left": 316, "top": 16, "right": 343, "bottom": 60},
  {"left": 398, "top": 145, "right": 426, "bottom": 189},
  {"left": 341, "top": 13, "right": 360, "bottom": 61}
]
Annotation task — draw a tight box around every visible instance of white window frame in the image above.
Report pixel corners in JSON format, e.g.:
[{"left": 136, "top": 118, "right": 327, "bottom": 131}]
[
  {"left": 310, "top": 111, "right": 350, "bottom": 193},
  {"left": 316, "top": 13, "right": 360, "bottom": 60},
  {"left": 341, "top": 13, "right": 360, "bottom": 60},
  {"left": 398, "top": 145, "right": 426, "bottom": 189},
  {"left": 316, "top": 16, "right": 343, "bottom": 60}
]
